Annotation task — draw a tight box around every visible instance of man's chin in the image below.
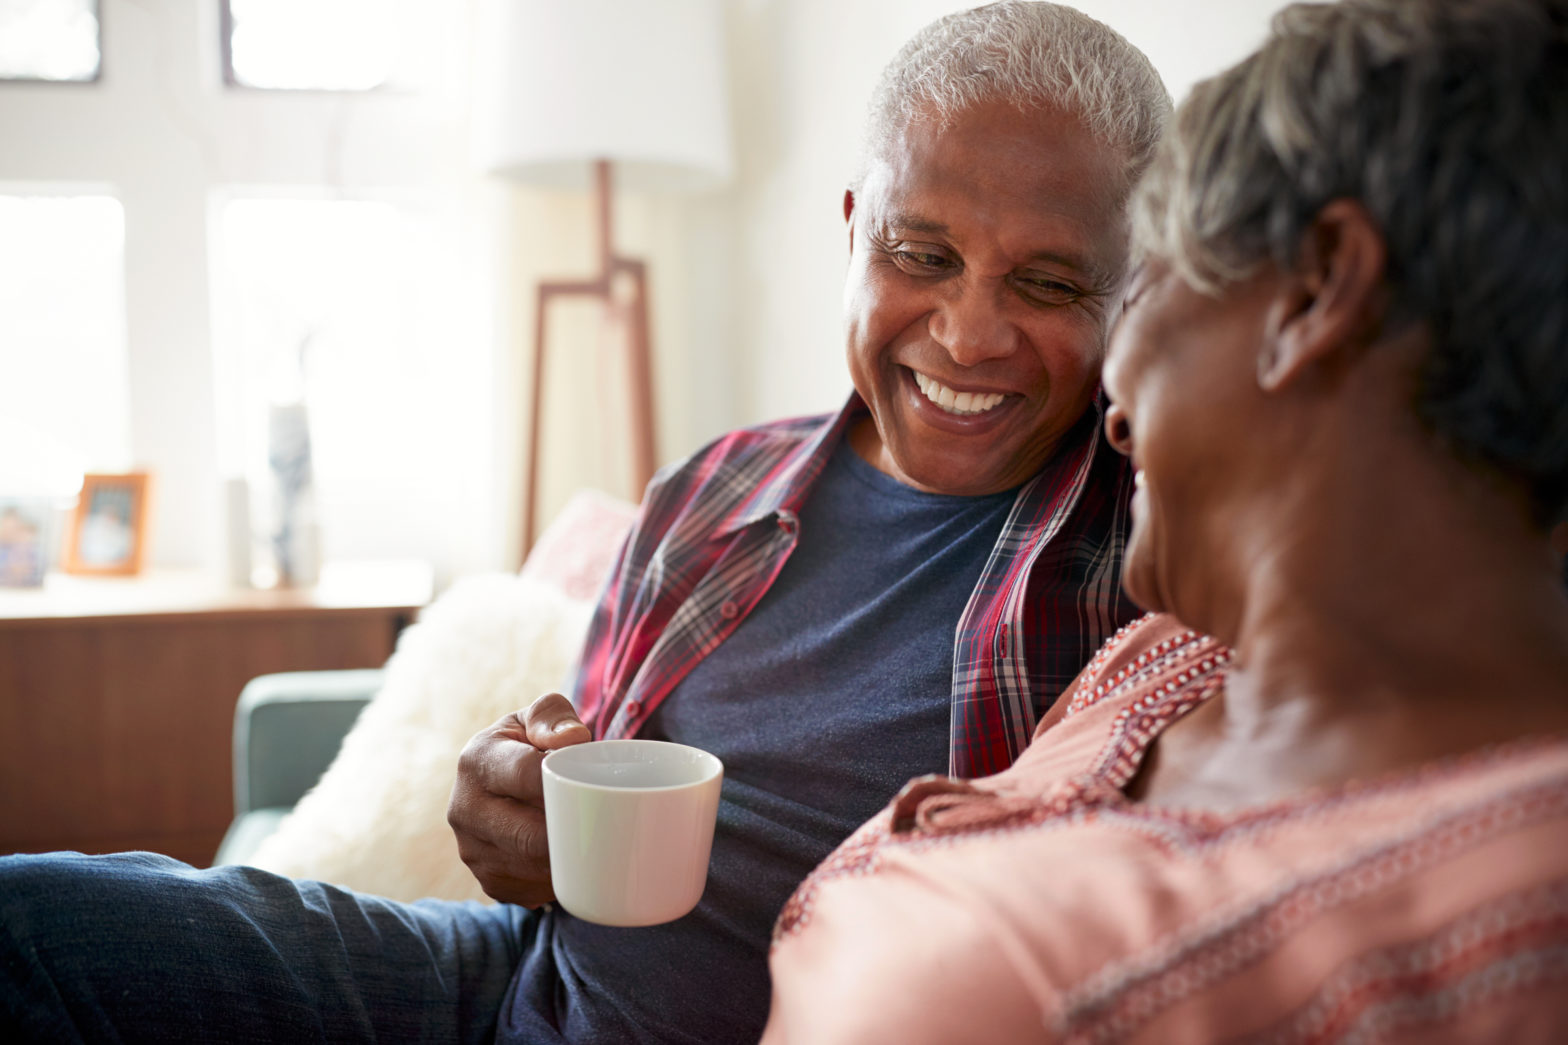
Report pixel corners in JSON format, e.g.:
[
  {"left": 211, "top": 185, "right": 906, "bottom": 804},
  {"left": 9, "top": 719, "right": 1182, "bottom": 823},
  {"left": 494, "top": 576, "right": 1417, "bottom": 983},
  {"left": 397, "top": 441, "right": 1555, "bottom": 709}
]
[
  {"left": 889, "top": 456, "right": 1023, "bottom": 498},
  {"left": 871, "top": 415, "right": 1041, "bottom": 495}
]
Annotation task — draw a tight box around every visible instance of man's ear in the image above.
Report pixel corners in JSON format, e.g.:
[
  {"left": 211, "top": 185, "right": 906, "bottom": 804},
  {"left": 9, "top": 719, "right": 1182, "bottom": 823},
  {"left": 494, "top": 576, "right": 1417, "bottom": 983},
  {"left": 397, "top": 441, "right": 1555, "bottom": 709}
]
[
  {"left": 843, "top": 189, "right": 856, "bottom": 253},
  {"left": 1259, "top": 199, "right": 1388, "bottom": 392}
]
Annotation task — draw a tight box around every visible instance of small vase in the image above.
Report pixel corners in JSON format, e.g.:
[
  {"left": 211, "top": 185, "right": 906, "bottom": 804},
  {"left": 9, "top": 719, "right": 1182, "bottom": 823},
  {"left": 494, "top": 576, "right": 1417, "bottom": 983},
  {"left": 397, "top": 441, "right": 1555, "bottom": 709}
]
[{"left": 264, "top": 400, "right": 320, "bottom": 588}]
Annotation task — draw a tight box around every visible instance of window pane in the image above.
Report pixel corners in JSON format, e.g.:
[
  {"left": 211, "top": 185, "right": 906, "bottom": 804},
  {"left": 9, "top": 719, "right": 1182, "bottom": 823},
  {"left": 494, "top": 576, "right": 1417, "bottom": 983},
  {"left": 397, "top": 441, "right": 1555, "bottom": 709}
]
[
  {"left": 0, "top": 0, "right": 100, "bottom": 82},
  {"left": 225, "top": 0, "right": 414, "bottom": 91},
  {"left": 212, "top": 195, "right": 485, "bottom": 570},
  {"left": 0, "top": 194, "right": 128, "bottom": 495}
]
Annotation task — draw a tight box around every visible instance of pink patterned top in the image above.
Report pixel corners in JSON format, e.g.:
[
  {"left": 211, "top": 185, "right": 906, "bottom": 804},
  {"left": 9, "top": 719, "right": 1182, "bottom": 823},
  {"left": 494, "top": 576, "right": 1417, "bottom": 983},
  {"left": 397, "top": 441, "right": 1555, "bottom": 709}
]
[{"left": 764, "top": 614, "right": 1568, "bottom": 1044}]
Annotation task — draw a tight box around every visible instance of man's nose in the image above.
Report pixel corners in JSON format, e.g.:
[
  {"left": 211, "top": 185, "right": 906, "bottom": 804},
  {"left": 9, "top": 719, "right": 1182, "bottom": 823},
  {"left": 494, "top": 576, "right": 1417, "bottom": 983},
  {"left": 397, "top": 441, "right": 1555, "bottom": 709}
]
[{"left": 929, "top": 280, "right": 1018, "bottom": 366}]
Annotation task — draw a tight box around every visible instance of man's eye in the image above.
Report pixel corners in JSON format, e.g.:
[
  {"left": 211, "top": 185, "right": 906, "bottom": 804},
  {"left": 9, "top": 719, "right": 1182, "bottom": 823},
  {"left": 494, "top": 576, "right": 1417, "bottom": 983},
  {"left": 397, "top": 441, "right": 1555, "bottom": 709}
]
[
  {"left": 895, "top": 250, "right": 950, "bottom": 270},
  {"left": 1018, "top": 276, "right": 1079, "bottom": 303}
]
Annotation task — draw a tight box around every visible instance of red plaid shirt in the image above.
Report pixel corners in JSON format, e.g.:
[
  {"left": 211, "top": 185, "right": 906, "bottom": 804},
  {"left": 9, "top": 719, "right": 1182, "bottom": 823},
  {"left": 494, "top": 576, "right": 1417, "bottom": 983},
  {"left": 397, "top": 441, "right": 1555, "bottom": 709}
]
[{"left": 570, "top": 393, "right": 1137, "bottom": 778}]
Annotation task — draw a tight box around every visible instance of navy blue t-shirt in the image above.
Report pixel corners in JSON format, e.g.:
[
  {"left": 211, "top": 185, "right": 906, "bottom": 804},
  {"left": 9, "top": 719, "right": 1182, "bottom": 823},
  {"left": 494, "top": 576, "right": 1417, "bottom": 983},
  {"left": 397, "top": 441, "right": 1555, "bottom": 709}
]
[{"left": 501, "top": 440, "right": 1017, "bottom": 1044}]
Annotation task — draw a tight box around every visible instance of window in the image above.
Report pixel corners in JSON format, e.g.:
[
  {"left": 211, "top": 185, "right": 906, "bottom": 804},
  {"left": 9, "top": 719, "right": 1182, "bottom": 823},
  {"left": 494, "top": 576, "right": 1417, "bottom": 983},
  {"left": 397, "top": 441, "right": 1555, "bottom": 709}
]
[
  {"left": 0, "top": 0, "right": 100, "bottom": 83},
  {"left": 0, "top": 193, "right": 128, "bottom": 495},
  {"left": 221, "top": 0, "right": 426, "bottom": 92},
  {"left": 0, "top": 0, "right": 492, "bottom": 581}
]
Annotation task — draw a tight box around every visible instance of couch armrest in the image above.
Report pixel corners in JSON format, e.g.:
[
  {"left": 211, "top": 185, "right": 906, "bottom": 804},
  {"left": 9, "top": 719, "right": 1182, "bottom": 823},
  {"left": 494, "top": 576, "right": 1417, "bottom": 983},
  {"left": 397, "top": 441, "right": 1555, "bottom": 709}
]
[{"left": 231, "top": 669, "right": 383, "bottom": 816}]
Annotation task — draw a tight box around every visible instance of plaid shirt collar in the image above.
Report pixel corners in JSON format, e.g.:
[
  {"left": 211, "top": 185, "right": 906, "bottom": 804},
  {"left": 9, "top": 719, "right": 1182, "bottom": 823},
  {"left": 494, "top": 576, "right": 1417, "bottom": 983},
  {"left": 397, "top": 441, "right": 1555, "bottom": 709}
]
[
  {"left": 707, "top": 395, "right": 867, "bottom": 539},
  {"left": 709, "top": 390, "right": 1105, "bottom": 537}
]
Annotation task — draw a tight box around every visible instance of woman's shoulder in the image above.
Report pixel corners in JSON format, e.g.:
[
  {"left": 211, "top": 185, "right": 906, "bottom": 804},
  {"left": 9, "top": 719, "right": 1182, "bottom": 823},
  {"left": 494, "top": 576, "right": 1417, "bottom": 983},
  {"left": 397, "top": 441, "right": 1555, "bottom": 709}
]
[{"left": 1031, "top": 614, "right": 1225, "bottom": 742}]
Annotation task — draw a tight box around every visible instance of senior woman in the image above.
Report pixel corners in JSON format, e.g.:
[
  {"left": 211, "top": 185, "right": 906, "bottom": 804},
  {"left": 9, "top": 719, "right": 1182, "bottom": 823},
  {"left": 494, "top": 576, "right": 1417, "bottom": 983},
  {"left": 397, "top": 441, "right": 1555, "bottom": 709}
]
[{"left": 762, "top": 0, "right": 1568, "bottom": 1042}]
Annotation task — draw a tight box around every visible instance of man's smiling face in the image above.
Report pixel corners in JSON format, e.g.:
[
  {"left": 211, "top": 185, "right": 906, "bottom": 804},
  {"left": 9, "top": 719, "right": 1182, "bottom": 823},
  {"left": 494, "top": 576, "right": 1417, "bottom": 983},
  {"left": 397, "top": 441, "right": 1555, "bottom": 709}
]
[{"left": 843, "top": 98, "right": 1132, "bottom": 495}]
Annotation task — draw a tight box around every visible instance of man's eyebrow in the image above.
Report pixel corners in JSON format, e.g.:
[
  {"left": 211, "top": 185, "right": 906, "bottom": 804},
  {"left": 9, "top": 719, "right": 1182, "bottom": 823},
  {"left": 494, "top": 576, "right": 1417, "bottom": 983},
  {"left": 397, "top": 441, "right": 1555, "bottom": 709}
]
[
  {"left": 1027, "top": 251, "right": 1117, "bottom": 286},
  {"left": 1026, "top": 250, "right": 1093, "bottom": 272},
  {"left": 882, "top": 212, "right": 949, "bottom": 235}
]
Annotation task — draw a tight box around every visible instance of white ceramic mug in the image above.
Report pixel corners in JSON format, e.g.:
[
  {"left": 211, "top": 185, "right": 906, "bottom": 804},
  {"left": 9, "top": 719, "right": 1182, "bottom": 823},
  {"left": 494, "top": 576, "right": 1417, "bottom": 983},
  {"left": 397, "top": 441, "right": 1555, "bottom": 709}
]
[{"left": 541, "top": 739, "right": 724, "bottom": 927}]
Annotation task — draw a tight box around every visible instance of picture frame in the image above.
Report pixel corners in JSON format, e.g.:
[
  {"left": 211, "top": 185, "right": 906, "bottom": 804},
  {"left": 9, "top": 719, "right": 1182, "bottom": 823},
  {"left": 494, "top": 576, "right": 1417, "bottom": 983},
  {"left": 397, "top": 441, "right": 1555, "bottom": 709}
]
[
  {"left": 0, "top": 497, "right": 58, "bottom": 588},
  {"left": 63, "top": 472, "right": 149, "bottom": 576}
]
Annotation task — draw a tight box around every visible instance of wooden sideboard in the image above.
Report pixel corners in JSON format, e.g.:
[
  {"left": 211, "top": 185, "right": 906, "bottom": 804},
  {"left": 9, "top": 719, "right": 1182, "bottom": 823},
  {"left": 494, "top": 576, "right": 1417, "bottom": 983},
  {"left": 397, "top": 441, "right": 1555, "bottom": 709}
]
[{"left": 0, "top": 565, "right": 431, "bottom": 866}]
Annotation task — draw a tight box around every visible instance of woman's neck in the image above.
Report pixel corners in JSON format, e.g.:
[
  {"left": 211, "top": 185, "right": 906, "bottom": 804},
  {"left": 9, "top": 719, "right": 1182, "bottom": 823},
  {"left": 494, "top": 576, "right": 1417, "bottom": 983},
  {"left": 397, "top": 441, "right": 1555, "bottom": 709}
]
[
  {"left": 1224, "top": 453, "right": 1568, "bottom": 769},
  {"left": 1137, "top": 420, "right": 1568, "bottom": 811}
]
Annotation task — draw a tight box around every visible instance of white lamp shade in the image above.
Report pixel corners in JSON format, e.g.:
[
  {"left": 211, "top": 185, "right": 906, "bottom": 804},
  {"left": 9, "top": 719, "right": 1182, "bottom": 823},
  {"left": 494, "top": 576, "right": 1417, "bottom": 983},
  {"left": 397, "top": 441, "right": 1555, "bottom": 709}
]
[{"left": 476, "top": 0, "right": 733, "bottom": 193}]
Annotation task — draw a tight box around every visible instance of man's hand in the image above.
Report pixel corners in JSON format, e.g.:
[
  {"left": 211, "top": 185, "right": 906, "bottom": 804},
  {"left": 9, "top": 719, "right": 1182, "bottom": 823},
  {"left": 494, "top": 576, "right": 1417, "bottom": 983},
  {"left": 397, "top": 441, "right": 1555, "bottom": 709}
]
[{"left": 447, "top": 694, "right": 593, "bottom": 906}]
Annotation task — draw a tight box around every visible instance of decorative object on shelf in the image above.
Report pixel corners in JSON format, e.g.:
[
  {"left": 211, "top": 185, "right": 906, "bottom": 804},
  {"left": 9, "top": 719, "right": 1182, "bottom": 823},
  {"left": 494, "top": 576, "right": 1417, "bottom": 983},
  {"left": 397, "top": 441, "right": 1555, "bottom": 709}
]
[
  {"left": 223, "top": 476, "right": 253, "bottom": 588},
  {"left": 261, "top": 400, "right": 320, "bottom": 588},
  {"left": 246, "top": 323, "right": 323, "bottom": 591},
  {"left": 0, "top": 496, "right": 58, "bottom": 588},
  {"left": 62, "top": 472, "right": 149, "bottom": 577},
  {"left": 475, "top": 0, "right": 733, "bottom": 556}
]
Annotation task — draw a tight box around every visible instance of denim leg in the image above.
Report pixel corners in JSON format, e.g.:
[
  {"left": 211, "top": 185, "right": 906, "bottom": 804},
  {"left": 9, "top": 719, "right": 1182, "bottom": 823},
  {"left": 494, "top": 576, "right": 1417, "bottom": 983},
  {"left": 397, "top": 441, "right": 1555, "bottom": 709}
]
[{"left": 0, "top": 851, "right": 531, "bottom": 1044}]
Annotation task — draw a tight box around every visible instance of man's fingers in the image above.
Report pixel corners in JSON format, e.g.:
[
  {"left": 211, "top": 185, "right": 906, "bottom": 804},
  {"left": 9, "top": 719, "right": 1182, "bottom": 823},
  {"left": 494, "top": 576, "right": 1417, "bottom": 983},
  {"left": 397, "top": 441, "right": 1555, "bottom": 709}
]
[
  {"left": 523, "top": 692, "right": 592, "bottom": 750},
  {"left": 455, "top": 717, "right": 542, "bottom": 802},
  {"left": 448, "top": 794, "right": 556, "bottom": 906},
  {"left": 471, "top": 743, "right": 544, "bottom": 804}
]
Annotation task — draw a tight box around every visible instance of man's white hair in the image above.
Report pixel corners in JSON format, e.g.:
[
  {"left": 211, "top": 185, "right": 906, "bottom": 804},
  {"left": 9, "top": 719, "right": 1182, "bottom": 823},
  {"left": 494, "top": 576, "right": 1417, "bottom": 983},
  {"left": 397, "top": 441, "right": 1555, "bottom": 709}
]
[{"left": 855, "top": 1, "right": 1171, "bottom": 191}]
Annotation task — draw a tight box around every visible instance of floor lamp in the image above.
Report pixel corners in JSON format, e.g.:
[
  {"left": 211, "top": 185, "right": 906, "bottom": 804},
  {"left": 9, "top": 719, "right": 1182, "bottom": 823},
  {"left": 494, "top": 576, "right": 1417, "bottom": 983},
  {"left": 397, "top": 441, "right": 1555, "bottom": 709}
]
[{"left": 476, "top": 0, "right": 732, "bottom": 558}]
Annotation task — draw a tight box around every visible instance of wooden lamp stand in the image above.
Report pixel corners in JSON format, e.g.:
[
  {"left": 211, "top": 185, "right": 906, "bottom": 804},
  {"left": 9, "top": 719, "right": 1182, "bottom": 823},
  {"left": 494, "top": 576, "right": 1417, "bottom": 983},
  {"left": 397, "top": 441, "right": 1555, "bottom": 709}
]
[{"left": 522, "top": 159, "right": 656, "bottom": 556}]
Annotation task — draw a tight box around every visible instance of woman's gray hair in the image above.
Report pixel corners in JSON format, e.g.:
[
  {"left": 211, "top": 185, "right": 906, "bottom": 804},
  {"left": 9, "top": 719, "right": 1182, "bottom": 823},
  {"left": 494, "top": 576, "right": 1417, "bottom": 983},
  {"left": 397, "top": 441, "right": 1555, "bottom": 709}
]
[
  {"left": 1134, "top": 0, "right": 1568, "bottom": 520},
  {"left": 854, "top": 1, "right": 1171, "bottom": 194}
]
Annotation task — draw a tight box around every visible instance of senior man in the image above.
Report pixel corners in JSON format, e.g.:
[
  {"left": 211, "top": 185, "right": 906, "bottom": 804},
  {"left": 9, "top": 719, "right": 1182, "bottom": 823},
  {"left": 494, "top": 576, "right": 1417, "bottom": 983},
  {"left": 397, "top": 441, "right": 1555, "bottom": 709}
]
[{"left": 1, "top": 4, "right": 1168, "bottom": 1043}]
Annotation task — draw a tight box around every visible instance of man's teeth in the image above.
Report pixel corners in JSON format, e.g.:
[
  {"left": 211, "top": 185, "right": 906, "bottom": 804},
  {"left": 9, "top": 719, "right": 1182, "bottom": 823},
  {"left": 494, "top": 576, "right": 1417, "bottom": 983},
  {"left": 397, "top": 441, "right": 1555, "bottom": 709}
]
[{"left": 913, "top": 372, "right": 1006, "bottom": 416}]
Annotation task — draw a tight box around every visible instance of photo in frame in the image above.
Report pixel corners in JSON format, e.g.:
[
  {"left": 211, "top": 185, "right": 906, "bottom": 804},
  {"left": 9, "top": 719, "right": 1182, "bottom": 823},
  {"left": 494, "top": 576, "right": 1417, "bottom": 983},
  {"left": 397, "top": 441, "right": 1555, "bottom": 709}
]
[
  {"left": 63, "top": 472, "right": 150, "bottom": 576},
  {"left": 0, "top": 497, "right": 58, "bottom": 588}
]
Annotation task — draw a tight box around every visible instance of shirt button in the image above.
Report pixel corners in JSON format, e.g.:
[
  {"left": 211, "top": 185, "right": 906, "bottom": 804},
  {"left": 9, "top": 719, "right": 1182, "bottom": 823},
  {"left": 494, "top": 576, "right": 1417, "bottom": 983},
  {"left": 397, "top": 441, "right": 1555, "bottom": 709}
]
[
  {"left": 720, "top": 600, "right": 739, "bottom": 619},
  {"left": 623, "top": 699, "right": 642, "bottom": 718}
]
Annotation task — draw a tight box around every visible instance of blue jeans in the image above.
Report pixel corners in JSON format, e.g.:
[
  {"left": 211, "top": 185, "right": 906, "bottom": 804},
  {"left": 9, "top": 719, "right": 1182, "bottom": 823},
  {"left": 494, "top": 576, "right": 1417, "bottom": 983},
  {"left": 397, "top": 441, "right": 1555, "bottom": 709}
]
[{"left": 0, "top": 851, "right": 530, "bottom": 1043}]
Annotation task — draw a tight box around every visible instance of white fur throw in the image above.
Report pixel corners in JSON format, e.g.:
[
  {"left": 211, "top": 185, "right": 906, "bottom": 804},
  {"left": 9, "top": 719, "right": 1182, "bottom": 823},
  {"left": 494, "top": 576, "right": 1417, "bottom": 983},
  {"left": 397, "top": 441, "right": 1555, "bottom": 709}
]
[{"left": 248, "top": 491, "right": 636, "bottom": 902}]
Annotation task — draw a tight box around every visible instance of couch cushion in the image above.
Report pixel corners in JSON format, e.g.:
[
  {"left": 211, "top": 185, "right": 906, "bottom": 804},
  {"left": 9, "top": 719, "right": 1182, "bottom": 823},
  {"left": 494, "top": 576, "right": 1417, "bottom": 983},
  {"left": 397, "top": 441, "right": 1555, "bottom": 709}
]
[
  {"left": 215, "top": 807, "right": 292, "bottom": 867},
  {"left": 235, "top": 675, "right": 381, "bottom": 813},
  {"left": 519, "top": 488, "right": 639, "bottom": 601}
]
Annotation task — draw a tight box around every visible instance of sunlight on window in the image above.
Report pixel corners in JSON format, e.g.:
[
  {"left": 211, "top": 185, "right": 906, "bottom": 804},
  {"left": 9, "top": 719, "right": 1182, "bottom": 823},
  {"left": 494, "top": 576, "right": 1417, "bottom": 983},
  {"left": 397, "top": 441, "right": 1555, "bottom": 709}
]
[
  {"left": 212, "top": 195, "right": 487, "bottom": 567},
  {"left": 0, "top": 0, "right": 100, "bottom": 82},
  {"left": 0, "top": 194, "right": 127, "bottom": 495},
  {"left": 226, "top": 0, "right": 411, "bottom": 91}
]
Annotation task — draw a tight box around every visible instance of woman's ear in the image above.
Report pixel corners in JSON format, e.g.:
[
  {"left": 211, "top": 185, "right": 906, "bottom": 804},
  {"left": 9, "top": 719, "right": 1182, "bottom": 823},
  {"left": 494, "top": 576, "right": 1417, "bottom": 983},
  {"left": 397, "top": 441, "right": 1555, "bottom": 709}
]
[
  {"left": 1259, "top": 199, "right": 1388, "bottom": 392},
  {"left": 1550, "top": 518, "right": 1568, "bottom": 557}
]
